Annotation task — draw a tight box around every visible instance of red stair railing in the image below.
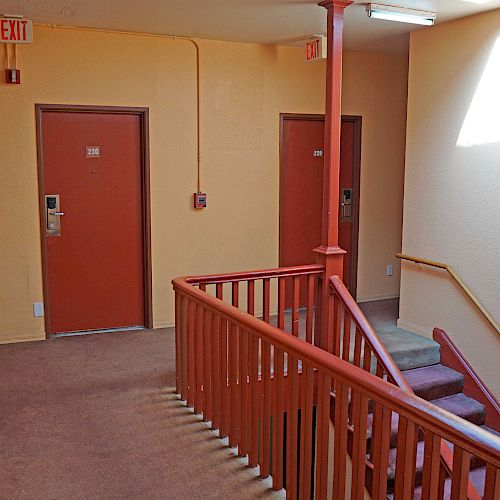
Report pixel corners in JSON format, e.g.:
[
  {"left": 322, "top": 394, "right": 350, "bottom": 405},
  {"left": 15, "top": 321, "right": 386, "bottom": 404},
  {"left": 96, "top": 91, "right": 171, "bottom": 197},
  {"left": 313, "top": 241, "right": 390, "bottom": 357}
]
[
  {"left": 330, "top": 275, "right": 490, "bottom": 499},
  {"left": 172, "top": 267, "right": 500, "bottom": 499}
]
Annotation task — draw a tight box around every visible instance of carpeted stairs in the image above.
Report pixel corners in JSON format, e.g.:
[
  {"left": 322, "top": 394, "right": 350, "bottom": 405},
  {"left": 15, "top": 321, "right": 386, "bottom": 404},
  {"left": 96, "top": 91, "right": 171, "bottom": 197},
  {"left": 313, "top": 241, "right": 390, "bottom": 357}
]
[{"left": 360, "top": 299, "right": 499, "bottom": 498}]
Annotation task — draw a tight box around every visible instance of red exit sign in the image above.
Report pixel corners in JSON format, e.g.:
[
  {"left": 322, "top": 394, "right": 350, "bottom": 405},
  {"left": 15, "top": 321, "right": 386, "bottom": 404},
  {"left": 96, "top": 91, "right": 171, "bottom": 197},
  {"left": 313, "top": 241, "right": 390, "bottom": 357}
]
[
  {"left": 0, "top": 17, "right": 33, "bottom": 44},
  {"left": 305, "top": 36, "right": 326, "bottom": 63}
]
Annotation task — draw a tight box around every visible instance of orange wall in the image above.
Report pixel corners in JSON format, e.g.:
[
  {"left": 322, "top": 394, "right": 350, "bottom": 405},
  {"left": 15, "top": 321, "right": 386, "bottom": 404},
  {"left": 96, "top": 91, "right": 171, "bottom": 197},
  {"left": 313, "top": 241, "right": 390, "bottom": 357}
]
[{"left": 0, "top": 26, "right": 408, "bottom": 342}]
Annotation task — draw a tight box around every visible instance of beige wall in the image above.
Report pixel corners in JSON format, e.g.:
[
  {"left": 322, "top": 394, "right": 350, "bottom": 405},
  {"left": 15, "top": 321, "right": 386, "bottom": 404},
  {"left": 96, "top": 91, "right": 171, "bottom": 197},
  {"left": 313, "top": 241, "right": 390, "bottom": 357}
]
[
  {"left": 0, "top": 25, "right": 408, "bottom": 343},
  {"left": 400, "top": 10, "right": 500, "bottom": 395},
  {"left": 342, "top": 51, "right": 408, "bottom": 302}
]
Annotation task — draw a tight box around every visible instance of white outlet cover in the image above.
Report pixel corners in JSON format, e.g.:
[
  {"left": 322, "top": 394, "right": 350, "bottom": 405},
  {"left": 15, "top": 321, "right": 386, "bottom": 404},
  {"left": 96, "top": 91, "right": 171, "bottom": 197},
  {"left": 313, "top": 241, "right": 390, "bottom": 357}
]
[
  {"left": 33, "top": 302, "right": 44, "bottom": 317},
  {"left": 386, "top": 264, "right": 393, "bottom": 276}
]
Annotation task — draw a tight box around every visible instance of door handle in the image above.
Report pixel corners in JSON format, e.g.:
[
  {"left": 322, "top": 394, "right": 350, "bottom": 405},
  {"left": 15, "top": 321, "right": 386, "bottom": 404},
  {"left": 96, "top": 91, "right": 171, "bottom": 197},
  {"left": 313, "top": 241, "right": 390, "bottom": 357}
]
[{"left": 45, "top": 195, "right": 63, "bottom": 237}]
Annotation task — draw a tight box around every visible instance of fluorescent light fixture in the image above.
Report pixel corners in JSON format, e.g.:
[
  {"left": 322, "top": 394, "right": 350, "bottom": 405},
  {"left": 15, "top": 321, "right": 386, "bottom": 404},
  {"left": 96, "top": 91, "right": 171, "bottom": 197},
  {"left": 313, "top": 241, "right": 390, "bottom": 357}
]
[
  {"left": 461, "top": 0, "right": 494, "bottom": 3},
  {"left": 366, "top": 3, "right": 436, "bottom": 26}
]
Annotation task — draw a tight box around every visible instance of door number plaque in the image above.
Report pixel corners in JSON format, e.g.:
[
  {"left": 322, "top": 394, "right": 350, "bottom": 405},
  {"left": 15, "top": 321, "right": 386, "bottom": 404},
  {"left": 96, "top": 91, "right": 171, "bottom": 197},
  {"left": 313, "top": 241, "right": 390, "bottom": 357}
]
[{"left": 86, "top": 146, "right": 101, "bottom": 158}]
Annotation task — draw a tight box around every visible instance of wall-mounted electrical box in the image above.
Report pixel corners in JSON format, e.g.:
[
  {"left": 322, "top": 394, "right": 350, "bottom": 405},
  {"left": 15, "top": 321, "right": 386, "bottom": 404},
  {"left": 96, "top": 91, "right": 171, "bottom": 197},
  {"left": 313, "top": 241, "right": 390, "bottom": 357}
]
[
  {"left": 6, "top": 68, "right": 20, "bottom": 84},
  {"left": 193, "top": 192, "right": 207, "bottom": 209}
]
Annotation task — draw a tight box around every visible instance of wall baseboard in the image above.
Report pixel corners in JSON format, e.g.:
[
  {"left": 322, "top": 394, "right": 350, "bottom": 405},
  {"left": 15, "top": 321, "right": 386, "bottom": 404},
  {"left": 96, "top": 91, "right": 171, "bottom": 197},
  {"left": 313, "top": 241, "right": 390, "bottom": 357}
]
[
  {"left": 357, "top": 293, "right": 400, "bottom": 303},
  {"left": 0, "top": 332, "right": 45, "bottom": 345},
  {"left": 396, "top": 318, "right": 433, "bottom": 338}
]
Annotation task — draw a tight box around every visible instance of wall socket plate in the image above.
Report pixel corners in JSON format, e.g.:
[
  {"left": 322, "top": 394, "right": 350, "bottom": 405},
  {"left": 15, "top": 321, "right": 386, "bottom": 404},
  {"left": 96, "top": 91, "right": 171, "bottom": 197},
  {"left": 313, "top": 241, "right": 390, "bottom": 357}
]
[
  {"left": 386, "top": 264, "right": 393, "bottom": 276},
  {"left": 33, "top": 302, "right": 44, "bottom": 317}
]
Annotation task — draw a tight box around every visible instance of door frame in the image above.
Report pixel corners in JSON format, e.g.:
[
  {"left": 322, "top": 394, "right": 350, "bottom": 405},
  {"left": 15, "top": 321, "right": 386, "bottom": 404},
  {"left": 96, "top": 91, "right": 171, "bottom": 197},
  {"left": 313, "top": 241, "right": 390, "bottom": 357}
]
[
  {"left": 279, "top": 113, "right": 362, "bottom": 297},
  {"left": 35, "top": 104, "right": 153, "bottom": 336}
]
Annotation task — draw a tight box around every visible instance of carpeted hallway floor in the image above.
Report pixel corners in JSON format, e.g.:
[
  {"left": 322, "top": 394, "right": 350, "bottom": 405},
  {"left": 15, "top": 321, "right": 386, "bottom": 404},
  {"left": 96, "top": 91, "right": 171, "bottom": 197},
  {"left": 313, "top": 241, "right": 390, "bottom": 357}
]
[{"left": 0, "top": 328, "right": 284, "bottom": 500}]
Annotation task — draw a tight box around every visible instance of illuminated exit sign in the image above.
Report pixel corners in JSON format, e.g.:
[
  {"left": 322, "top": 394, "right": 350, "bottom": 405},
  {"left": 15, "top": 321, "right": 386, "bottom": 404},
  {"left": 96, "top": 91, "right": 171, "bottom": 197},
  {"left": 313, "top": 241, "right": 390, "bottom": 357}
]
[
  {"left": 305, "top": 36, "right": 326, "bottom": 62},
  {"left": 0, "top": 17, "right": 33, "bottom": 44}
]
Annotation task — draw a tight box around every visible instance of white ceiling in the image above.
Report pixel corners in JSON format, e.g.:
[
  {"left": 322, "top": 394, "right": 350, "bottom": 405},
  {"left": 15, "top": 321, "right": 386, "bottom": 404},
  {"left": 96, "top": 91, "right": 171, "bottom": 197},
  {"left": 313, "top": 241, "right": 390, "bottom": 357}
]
[{"left": 1, "top": 0, "right": 500, "bottom": 53}]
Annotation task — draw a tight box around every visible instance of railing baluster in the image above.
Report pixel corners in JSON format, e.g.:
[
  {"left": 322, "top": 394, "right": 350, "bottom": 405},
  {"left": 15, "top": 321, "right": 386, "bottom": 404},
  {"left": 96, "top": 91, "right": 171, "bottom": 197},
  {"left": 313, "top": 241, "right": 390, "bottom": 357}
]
[
  {"left": 421, "top": 431, "right": 442, "bottom": 500},
  {"left": 370, "top": 401, "right": 391, "bottom": 500},
  {"left": 314, "top": 276, "right": 323, "bottom": 348},
  {"left": 306, "top": 274, "right": 314, "bottom": 344},
  {"left": 263, "top": 278, "right": 270, "bottom": 323},
  {"left": 332, "top": 294, "right": 341, "bottom": 355},
  {"left": 369, "top": 362, "right": 386, "bottom": 466},
  {"left": 239, "top": 327, "right": 249, "bottom": 457},
  {"left": 332, "top": 380, "right": 349, "bottom": 500},
  {"left": 261, "top": 337, "right": 271, "bottom": 478},
  {"left": 230, "top": 283, "right": 240, "bottom": 448},
  {"left": 203, "top": 308, "right": 212, "bottom": 422},
  {"left": 315, "top": 372, "right": 330, "bottom": 500},
  {"left": 350, "top": 389, "right": 368, "bottom": 500},
  {"left": 451, "top": 447, "right": 471, "bottom": 500},
  {"left": 198, "top": 283, "right": 207, "bottom": 416},
  {"left": 292, "top": 275, "right": 300, "bottom": 338},
  {"left": 484, "top": 463, "right": 500, "bottom": 500},
  {"left": 353, "top": 326, "right": 362, "bottom": 368},
  {"left": 220, "top": 318, "right": 229, "bottom": 439},
  {"left": 175, "top": 292, "right": 181, "bottom": 394},
  {"left": 179, "top": 295, "right": 187, "bottom": 401},
  {"left": 342, "top": 312, "right": 351, "bottom": 362},
  {"left": 249, "top": 331, "right": 259, "bottom": 468},
  {"left": 299, "top": 363, "right": 314, "bottom": 500},
  {"left": 187, "top": 300, "right": 196, "bottom": 407},
  {"left": 394, "top": 417, "right": 417, "bottom": 500},
  {"left": 194, "top": 304, "right": 204, "bottom": 414},
  {"left": 228, "top": 322, "right": 239, "bottom": 447},
  {"left": 212, "top": 310, "right": 221, "bottom": 430},
  {"left": 272, "top": 277, "right": 286, "bottom": 491},
  {"left": 286, "top": 348, "right": 299, "bottom": 498}
]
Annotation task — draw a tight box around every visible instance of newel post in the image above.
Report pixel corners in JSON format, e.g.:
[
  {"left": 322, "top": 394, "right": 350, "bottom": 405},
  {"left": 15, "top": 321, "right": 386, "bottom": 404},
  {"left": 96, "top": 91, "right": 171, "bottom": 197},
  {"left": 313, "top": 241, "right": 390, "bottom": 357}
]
[{"left": 314, "top": 0, "right": 353, "bottom": 352}]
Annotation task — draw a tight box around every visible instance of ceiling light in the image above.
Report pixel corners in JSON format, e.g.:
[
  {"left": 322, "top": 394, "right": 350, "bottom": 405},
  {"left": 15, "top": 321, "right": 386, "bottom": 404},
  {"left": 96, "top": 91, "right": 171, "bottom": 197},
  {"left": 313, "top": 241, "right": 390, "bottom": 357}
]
[{"left": 366, "top": 3, "right": 436, "bottom": 26}]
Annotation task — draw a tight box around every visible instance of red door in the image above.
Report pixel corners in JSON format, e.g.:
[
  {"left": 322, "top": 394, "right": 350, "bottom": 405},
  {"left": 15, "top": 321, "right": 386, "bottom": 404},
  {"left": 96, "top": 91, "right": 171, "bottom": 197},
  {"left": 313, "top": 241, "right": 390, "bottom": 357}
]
[
  {"left": 40, "top": 111, "right": 146, "bottom": 334},
  {"left": 280, "top": 115, "right": 360, "bottom": 295}
]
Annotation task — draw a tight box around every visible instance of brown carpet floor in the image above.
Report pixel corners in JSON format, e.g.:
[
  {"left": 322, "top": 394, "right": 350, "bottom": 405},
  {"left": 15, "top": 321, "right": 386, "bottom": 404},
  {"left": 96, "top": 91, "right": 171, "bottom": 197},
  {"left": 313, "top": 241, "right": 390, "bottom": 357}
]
[{"left": 0, "top": 329, "right": 284, "bottom": 499}]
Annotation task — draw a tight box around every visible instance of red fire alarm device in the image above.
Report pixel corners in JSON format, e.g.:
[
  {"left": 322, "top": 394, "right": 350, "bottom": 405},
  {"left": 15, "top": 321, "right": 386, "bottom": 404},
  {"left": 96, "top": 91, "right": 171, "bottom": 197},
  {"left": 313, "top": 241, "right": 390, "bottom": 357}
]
[
  {"left": 193, "top": 192, "right": 207, "bottom": 209},
  {"left": 6, "top": 69, "right": 20, "bottom": 84}
]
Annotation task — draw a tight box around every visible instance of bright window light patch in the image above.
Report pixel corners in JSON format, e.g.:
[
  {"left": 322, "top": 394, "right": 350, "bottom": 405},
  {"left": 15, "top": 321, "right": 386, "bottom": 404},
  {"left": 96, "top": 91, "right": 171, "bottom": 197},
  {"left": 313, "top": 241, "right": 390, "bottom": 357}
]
[
  {"left": 460, "top": 0, "right": 494, "bottom": 4},
  {"left": 457, "top": 37, "right": 500, "bottom": 147}
]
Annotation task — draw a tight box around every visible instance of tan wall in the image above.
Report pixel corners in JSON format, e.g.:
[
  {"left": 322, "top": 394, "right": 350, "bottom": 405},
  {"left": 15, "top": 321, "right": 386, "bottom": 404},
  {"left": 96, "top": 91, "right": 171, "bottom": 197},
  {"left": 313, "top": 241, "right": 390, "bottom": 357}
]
[
  {"left": 342, "top": 51, "right": 408, "bottom": 302},
  {"left": 0, "top": 26, "right": 408, "bottom": 343},
  {"left": 400, "top": 10, "right": 500, "bottom": 396}
]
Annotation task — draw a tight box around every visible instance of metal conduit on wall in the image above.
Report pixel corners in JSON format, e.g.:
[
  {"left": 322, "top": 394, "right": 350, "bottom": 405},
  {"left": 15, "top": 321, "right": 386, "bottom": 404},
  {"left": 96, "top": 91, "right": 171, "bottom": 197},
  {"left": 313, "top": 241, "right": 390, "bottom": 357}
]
[{"left": 35, "top": 23, "right": 203, "bottom": 193}]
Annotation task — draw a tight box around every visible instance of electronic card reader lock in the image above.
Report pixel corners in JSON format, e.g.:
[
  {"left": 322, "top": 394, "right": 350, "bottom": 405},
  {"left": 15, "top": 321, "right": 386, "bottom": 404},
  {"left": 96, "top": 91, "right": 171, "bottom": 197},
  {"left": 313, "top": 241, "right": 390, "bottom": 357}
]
[
  {"left": 341, "top": 188, "right": 352, "bottom": 222},
  {"left": 45, "top": 194, "right": 64, "bottom": 236}
]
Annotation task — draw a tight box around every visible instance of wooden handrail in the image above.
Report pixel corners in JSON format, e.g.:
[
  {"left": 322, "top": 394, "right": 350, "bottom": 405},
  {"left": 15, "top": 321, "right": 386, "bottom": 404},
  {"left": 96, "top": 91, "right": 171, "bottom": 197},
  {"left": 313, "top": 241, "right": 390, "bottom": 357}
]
[
  {"left": 397, "top": 253, "right": 499, "bottom": 335},
  {"left": 183, "top": 264, "right": 325, "bottom": 286},
  {"left": 329, "top": 275, "right": 412, "bottom": 392},
  {"left": 173, "top": 275, "right": 500, "bottom": 467}
]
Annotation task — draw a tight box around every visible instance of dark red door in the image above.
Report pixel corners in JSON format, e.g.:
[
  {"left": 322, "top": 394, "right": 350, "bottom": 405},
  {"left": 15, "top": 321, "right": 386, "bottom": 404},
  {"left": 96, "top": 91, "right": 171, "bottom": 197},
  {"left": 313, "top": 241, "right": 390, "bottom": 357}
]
[
  {"left": 41, "top": 111, "right": 145, "bottom": 333},
  {"left": 280, "top": 115, "right": 360, "bottom": 295}
]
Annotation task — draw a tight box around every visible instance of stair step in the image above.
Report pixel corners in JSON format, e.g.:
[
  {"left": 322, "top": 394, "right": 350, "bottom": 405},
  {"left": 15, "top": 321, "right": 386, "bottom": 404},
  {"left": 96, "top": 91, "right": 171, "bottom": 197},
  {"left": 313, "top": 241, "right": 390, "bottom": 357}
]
[
  {"left": 386, "top": 439, "right": 484, "bottom": 490},
  {"left": 430, "top": 393, "right": 486, "bottom": 426},
  {"left": 380, "top": 331, "right": 441, "bottom": 371},
  {"left": 469, "top": 466, "right": 486, "bottom": 497},
  {"left": 402, "top": 364, "right": 464, "bottom": 401},
  {"left": 366, "top": 394, "right": 486, "bottom": 450}
]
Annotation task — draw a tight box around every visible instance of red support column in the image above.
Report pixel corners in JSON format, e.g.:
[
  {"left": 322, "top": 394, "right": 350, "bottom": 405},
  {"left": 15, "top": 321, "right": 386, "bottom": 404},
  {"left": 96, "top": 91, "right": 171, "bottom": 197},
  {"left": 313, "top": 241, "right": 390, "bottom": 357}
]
[{"left": 314, "top": 0, "right": 353, "bottom": 351}]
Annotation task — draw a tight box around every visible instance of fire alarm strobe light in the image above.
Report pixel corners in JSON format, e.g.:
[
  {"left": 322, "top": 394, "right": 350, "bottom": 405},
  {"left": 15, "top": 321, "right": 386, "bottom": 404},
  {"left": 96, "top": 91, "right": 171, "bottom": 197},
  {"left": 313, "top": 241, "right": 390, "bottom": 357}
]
[
  {"left": 193, "top": 192, "right": 207, "bottom": 209},
  {"left": 6, "top": 68, "right": 20, "bottom": 84}
]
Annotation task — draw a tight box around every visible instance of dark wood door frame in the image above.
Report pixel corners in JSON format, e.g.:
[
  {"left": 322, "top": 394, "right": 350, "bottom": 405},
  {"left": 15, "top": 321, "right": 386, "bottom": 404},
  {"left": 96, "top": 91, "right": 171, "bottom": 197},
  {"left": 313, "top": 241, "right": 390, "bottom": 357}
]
[
  {"left": 279, "top": 112, "right": 362, "bottom": 297},
  {"left": 35, "top": 104, "right": 153, "bottom": 335}
]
